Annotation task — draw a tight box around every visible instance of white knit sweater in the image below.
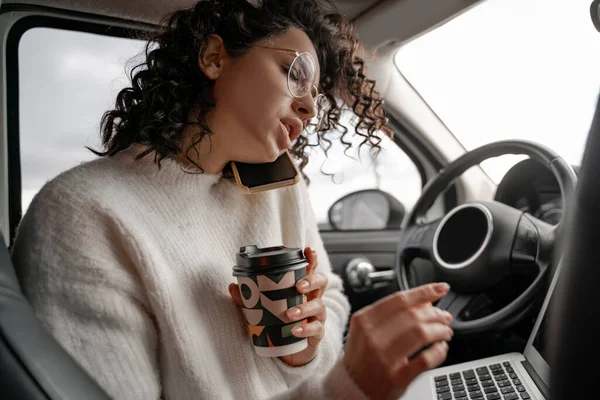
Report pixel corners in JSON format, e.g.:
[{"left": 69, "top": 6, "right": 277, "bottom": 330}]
[{"left": 11, "top": 145, "right": 368, "bottom": 400}]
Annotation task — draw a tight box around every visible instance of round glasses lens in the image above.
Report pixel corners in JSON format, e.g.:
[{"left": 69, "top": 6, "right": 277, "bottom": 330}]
[{"left": 288, "top": 52, "right": 317, "bottom": 98}]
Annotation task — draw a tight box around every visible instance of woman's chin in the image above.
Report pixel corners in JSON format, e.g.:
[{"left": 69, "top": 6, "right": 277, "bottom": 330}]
[
  {"left": 265, "top": 144, "right": 288, "bottom": 162},
  {"left": 243, "top": 141, "right": 287, "bottom": 163},
  {"left": 266, "top": 152, "right": 283, "bottom": 163},
  {"left": 244, "top": 150, "right": 282, "bottom": 164}
]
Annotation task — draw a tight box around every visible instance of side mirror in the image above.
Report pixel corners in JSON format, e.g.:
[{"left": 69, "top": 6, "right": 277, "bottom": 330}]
[{"left": 328, "top": 189, "right": 406, "bottom": 231}]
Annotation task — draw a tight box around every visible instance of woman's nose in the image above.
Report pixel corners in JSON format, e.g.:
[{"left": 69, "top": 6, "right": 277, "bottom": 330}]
[{"left": 292, "top": 94, "right": 317, "bottom": 120}]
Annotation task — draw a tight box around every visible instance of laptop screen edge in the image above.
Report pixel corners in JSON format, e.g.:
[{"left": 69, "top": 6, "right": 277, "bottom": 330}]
[{"left": 522, "top": 260, "right": 562, "bottom": 389}]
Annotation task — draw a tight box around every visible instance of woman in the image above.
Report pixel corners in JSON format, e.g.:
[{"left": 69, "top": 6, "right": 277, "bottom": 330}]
[{"left": 11, "top": 0, "right": 453, "bottom": 399}]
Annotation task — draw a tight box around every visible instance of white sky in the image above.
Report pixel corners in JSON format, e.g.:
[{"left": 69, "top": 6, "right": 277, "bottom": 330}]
[
  {"left": 396, "top": 0, "right": 600, "bottom": 183},
  {"left": 18, "top": 29, "right": 145, "bottom": 211},
  {"left": 17, "top": 0, "right": 600, "bottom": 225}
]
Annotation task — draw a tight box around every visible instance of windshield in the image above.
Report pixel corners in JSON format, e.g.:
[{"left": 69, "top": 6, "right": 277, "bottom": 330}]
[{"left": 395, "top": 0, "right": 600, "bottom": 183}]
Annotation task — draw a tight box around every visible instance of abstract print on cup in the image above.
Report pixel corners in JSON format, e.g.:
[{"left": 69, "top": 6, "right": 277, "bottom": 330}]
[{"left": 237, "top": 267, "right": 307, "bottom": 353}]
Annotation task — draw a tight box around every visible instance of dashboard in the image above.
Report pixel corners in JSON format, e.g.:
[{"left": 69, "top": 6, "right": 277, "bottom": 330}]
[{"left": 494, "top": 159, "right": 577, "bottom": 225}]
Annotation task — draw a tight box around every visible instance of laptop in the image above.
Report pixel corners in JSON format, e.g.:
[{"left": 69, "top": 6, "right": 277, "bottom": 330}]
[{"left": 401, "top": 262, "right": 561, "bottom": 400}]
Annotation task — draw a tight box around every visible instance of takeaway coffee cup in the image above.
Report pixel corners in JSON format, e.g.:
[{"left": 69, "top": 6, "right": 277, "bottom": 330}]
[{"left": 233, "top": 245, "right": 309, "bottom": 357}]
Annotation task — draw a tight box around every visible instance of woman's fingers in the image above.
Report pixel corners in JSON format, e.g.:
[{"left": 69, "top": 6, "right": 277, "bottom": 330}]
[
  {"left": 365, "top": 283, "right": 450, "bottom": 321},
  {"left": 286, "top": 297, "right": 326, "bottom": 322},
  {"left": 381, "top": 304, "right": 453, "bottom": 341},
  {"left": 418, "top": 304, "right": 453, "bottom": 324},
  {"left": 388, "top": 322, "right": 453, "bottom": 363},
  {"left": 228, "top": 283, "right": 243, "bottom": 307},
  {"left": 296, "top": 272, "right": 328, "bottom": 302},
  {"left": 395, "top": 341, "right": 449, "bottom": 388},
  {"left": 342, "top": 285, "right": 453, "bottom": 400},
  {"left": 377, "top": 301, "right": 452, "bottom": 365},
  {"left": 304, "top": 247, "right": 318, "bottom": 275},
  {"left": 291, "top": 320, "right": 324, "bottom": 341}
]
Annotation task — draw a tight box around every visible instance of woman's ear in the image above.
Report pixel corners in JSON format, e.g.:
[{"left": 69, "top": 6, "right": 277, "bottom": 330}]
[{"left": 198, "top": 34, "right": 227, "bottom": 80}]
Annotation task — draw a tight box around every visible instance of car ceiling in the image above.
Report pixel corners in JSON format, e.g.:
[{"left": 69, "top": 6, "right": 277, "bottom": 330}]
[
  {"left": 1, "top": 0, "right": 483, "bottom": 49},
  {"left": 1, "top": 0, "right": 381, "bottom": 24}
]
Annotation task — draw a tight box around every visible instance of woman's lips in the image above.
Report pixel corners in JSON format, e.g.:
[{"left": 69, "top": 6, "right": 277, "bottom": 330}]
[{"left": 280, "top": 118, "right": 302, "bottom": 142}]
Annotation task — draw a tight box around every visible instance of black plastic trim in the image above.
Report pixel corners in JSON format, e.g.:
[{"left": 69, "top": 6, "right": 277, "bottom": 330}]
[
  {"left": 0, "top": 4, "right": 157, "bottom": 31},
  {"left": 321, "top": 229, "right": 402, "bottom": 253}
]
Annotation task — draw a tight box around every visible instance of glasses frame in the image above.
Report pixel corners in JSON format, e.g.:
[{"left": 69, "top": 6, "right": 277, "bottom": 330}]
[{"left": 253, "top": 45, "right": 325, "bottom": 106}]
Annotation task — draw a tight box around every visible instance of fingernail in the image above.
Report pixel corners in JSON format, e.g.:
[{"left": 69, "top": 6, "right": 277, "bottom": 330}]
[
  {"left": 298, "top": 280, "right": 309, "bottom": 289},
  {"left": 288, "top": 308, "right": 301, "bottom": 317},
  {"left": 435, "top": 283, "right": 450, "bottom": 293},
  {"left": 444, "top": 311, "right": 453, "bottom": 320},
  {"left": 442, "top": 341, "right": 449, "bottom": 350},
  {"left": 292, "top": 326, "right": 304, "bottom": 335}
]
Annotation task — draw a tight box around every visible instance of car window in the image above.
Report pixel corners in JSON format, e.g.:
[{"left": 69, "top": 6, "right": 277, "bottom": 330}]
[
  {"left": 18, "top": 27, "right": 422, "bottom": 228},
  {"left": 303, "top": 113, "right": 423, "bottom": 230},
  {"left": 18, "top": 27, "right": 145, "bottom": 213},
  {"left": 395, "top": 0, "right": 600, "bottom": 183}
]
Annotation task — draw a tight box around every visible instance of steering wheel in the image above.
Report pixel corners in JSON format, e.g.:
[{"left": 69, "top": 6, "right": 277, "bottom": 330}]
[{"left": 395, "top": 140, "right": 577, "bottom": 335}]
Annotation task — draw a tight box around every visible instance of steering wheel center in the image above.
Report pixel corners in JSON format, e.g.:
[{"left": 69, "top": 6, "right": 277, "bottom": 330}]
[{"left": 433, "top": 203, "right": 493, "bottom": 270}]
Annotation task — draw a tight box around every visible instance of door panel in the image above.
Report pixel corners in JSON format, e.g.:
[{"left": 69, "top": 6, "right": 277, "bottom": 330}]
[{"left": 321, "top": 229, "right": 402, "bottom": 313}]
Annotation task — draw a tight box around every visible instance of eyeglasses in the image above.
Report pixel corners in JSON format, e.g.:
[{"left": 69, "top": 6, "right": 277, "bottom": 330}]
[{"left": 253, "top": 45, "right": 327, "bottom": 108}]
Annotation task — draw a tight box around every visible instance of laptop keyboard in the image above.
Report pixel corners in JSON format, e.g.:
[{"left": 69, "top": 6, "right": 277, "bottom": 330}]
[{"left": 433, "top": 361, "right": 531, "bottom": 400}]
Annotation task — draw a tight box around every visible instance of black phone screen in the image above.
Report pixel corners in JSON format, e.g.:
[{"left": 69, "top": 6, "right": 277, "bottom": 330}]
[{"left": 233, "top": 152, "right": 298, "bottom": 189}]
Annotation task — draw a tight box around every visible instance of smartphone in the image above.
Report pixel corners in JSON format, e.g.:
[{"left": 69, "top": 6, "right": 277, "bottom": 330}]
[{"left": 230, "top": 150, "right": 300, "bottom": 194}]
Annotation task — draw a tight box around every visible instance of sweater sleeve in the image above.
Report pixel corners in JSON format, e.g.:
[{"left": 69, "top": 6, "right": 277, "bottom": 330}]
[
  {"left": 11, "top": 177, "right": 161, "bottom": 400},
  {"left": 269, "top": 356, "right": 369, "bottom": 400},
  {"left": 272, "top": 179, "right": 354, "bottom": 390}
]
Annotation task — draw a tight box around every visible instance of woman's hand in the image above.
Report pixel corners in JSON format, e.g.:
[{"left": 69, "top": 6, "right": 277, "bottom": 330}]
[
  {"left": 229, "top": 247, "right": 327, "bottom": 367},
  {"left": 343, "top": 282, "right": 453, "bottom": 400}
]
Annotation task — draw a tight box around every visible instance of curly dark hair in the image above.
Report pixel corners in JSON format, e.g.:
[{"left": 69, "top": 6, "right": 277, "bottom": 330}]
[{"left": 94, "top": 0, "right": 390, "bottom": 180}]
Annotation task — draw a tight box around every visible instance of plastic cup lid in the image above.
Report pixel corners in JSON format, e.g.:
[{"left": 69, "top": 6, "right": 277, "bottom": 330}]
[{"left": 233, "top": 245, "right": 308, "bottom": 276}]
